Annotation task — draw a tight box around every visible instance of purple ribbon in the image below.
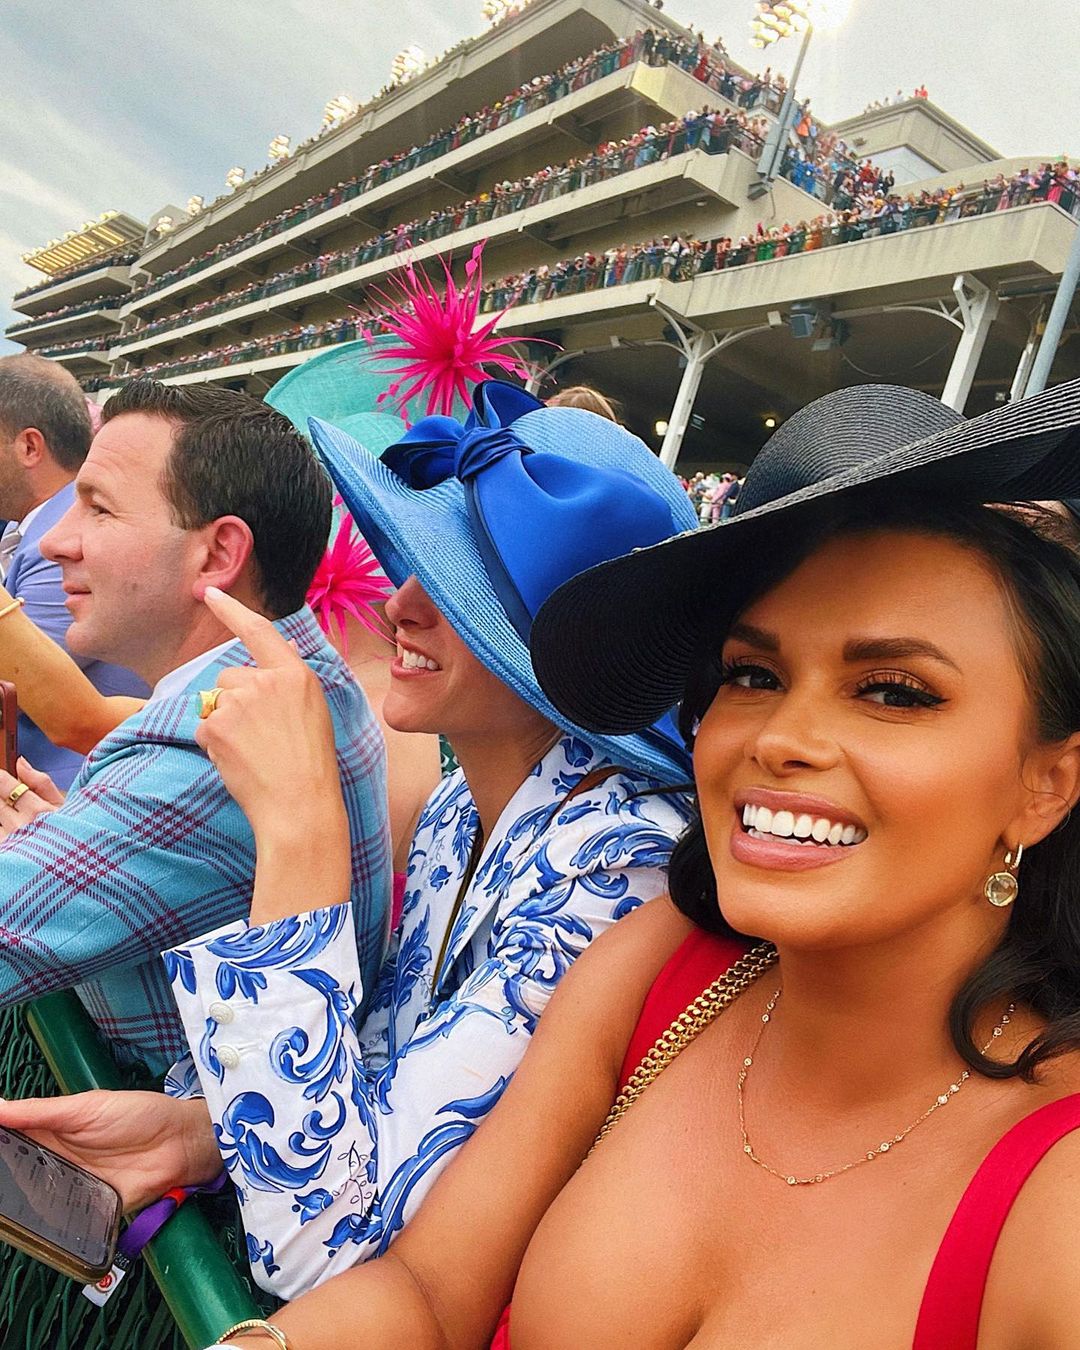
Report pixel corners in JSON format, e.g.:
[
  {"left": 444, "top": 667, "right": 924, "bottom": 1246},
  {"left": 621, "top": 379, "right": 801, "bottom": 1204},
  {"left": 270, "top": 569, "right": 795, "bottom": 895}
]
[{"left": 118, "top": 1171, "right": 229, "bottom": 1260}]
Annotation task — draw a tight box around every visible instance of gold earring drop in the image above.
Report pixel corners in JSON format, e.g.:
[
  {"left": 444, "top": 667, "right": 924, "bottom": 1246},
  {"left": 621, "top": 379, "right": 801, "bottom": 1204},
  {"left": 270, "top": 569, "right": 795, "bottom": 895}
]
[{"left": 984, "top": 842, "right": 1023, "bottom": 908}]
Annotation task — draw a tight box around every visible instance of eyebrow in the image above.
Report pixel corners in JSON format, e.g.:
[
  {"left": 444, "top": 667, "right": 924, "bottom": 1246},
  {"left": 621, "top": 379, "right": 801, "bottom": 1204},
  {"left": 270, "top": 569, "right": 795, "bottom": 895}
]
[
  {"left": 842, "top": 637, "right": 962, "bottom": 673},
  {"left": 727, "top": 621, "right": 779, "bottom": 652},
  {"left": 725, "top": 622, "right": 962, "bottom": 673},
  {"left": 76, "top": 479, "right": 115, "bottom": 507}
]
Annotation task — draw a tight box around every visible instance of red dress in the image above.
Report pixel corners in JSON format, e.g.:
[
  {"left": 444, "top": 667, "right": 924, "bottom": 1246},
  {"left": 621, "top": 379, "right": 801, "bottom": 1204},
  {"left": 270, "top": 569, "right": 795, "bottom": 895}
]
[{"left": 492, "top": 930, "right": 1080, "bottom": 1349}]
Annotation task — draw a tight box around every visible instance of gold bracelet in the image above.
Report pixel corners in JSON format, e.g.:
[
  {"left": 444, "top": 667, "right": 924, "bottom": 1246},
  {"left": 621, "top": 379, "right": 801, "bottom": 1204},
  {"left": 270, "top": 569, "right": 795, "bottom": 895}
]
[
  {"left": 217, "top": 1320, "right": 292, "bottom": 1350},
  {"left": 0, "top": 597, "right": 24, "bottom": 622}
]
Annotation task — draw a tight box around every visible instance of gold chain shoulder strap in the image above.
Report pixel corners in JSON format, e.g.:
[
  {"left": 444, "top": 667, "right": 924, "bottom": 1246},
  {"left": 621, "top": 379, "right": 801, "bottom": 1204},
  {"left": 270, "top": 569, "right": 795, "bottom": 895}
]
[{"left": 589, "top": 941, "right": 777, "bottom": 1154}]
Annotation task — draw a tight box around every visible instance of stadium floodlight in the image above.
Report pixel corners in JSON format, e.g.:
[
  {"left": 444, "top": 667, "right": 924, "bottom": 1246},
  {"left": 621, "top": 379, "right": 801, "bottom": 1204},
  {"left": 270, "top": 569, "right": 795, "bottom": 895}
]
[
  {"left": 154, "top": 216, "right": 175, "bottom": 236},
  {"left": 268, "top": 134, "right": 292, "bottom": 162},
  {"left": 750, "top": 0, "right": 811, "bottom": 44},
  {"left": 391, "top": 44, "right": 427, "bottom": 84},
  {"left": 225, "top": 166, "right": 246, "bottom": 190},
  {"left": 748, "top": 0, "right": 854, "bottom": 192},
  {"left": 322, "top": 94, "right": 357, "bottom": 127},
  {"left": 186, "top": 196, "right": 204, "bottom": 216},
  {"left": 482, "top": 0, "right": 514, "bottom": 20}
]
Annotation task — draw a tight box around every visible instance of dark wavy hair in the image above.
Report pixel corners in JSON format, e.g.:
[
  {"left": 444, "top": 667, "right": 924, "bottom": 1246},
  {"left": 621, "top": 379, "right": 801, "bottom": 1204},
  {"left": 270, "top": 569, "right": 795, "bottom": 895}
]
[{"left": 668, "top": 493, "right": 1080, "bottom": 1082}]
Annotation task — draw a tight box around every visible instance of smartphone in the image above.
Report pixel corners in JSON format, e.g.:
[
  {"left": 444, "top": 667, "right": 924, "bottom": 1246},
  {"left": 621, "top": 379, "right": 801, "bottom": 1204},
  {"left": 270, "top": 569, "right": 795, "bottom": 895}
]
[
  {"left": 0, "top": 681, "right": 16, "bottom": 776},
  {"left": 0, "top": 1126, "right": 121, "bottom": 1281}
]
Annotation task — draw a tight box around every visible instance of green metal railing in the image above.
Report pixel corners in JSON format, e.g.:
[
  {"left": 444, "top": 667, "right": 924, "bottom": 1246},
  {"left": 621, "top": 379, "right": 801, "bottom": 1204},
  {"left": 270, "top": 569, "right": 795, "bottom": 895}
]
[{"left": 25, "top": 990, "right": 260, "bottom": 1349}]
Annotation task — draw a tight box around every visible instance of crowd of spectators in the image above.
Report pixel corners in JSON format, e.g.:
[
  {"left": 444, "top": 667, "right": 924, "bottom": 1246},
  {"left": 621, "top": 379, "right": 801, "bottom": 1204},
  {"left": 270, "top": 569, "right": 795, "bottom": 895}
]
[
  {"left": 122, "top": 28, "right": 787, "bottom": 309},
  {"left": 783, "top": 139, "right": 896, "bottom": 203},
  {"left": 477, "top": 160, "right": 1080, "bottom": 308},
  {"left": 12, "top": 251, "right": 138, "bottom": 303},
  {"left": 103, "top": 315, "right": 365, "bottom": 386},
  {"left": 97, "top": 158, "right": 1078, "bottom": 395},
  {"left": 7, "top": 294, "right": 123, "bottom": 335},
  {"left": 26, "top": 25, "right": 926, "bottom": 343},
  {"left": 119, "top": 107, "right": 764, "bottom": 349},
  {"left": 683, "top": 471, "right": 743, "bottom": 522},
  {"left": 32, "top": 336, "right": 112, "bottom": 360},
  {"left": 861, "top": 87, "right": 930, "bottom": 113}
]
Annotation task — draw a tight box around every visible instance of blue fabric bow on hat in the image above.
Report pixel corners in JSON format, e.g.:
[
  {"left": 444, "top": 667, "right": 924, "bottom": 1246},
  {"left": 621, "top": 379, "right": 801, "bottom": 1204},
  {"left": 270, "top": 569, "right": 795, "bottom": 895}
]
[{"left": 383, "top": 381, "right": 681, "bottom": 643}]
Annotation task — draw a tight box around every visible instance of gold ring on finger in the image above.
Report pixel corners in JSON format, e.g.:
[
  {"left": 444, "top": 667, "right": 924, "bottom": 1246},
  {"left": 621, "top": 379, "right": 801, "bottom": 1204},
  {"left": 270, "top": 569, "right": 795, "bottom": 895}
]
[
  {"left": 5, "top": 783, "right": 29, "bottom": 809},
  {"left": 198, "top": 687, "right": 224, "bottom": 720}
]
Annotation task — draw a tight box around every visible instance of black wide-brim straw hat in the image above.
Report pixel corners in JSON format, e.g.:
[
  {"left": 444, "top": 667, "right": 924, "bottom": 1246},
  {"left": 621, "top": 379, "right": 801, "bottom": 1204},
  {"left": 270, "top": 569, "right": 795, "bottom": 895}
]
[{"left": 531, "top": 378, "right": 1080, "bottom": 736}]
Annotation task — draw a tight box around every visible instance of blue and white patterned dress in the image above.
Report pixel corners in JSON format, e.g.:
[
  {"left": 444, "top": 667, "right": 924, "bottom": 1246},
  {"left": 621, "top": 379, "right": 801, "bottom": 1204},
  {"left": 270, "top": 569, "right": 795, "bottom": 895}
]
[{"left": 163, "top": 735, "right": 693, "bottom": 1297}]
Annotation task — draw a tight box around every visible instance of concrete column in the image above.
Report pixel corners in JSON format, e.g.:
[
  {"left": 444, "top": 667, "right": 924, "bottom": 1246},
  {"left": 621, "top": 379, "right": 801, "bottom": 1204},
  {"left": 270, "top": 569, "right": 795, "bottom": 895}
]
[
  {"left": 659, "top": 331, "right": 710, "bottom": 471},
  {"left": 941, "top": 274, "right": 999, "bottom": 412}
]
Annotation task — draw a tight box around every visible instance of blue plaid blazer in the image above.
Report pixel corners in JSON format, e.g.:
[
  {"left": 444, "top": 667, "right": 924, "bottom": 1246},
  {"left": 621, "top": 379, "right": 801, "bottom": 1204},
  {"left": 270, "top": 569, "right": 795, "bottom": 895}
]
[{"left": 0, "top": 607, "right": 391, "bottom": 1074}]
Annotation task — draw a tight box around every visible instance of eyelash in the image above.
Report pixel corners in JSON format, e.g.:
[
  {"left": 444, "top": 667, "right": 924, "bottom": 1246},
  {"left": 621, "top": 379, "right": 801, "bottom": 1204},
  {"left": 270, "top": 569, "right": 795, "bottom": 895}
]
[{"left": 717, "top": 660, "right": 945, "bottom": 710}]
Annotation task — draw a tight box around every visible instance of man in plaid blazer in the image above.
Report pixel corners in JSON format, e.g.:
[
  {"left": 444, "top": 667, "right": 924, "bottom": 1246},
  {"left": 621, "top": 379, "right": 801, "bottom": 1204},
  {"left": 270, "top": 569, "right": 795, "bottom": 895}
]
[{"left": 0, "top": 382, "right": 391, "bottom": 1074}]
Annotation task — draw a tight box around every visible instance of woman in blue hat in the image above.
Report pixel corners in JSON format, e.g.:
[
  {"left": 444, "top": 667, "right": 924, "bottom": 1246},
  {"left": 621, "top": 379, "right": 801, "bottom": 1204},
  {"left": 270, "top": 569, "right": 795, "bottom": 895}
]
[{"left": 0, "top": 382, "right": 699, "bottom": 1301}]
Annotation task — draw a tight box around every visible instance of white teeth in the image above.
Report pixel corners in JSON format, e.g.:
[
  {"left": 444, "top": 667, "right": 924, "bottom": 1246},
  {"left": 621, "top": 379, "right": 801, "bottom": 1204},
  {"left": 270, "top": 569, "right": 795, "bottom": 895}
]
[
  {"left": 742, "top": 803, "right": 867, "bottom": 848},
  {"left": 398, "top": 646, "right": 441, "bottom": 671},
  {"left": 772, "top": 810, "right": 794, "bottom": 837}
]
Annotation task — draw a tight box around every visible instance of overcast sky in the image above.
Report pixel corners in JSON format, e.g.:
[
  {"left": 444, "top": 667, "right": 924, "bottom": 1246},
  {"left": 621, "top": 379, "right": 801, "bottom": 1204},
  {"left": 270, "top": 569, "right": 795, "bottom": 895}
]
[{"left": 1, "top": 0, "right": 1076, "bottom": 352}]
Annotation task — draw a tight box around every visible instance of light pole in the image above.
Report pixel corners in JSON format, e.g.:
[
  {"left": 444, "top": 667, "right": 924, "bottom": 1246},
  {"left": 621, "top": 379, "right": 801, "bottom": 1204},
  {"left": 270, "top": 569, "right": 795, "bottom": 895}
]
[
  {"left": 747, "top": 0, "right": 849, "bottom": 198},
  {"left": 1023, "top": 219, "right": 1080, "bottom": 396}
]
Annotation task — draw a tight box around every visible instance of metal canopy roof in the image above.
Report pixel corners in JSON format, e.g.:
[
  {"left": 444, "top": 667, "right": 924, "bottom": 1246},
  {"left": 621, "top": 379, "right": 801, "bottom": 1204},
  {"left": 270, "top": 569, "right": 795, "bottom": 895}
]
[{"left": 22, "top": 212, "right": 145, "bottom": 277}]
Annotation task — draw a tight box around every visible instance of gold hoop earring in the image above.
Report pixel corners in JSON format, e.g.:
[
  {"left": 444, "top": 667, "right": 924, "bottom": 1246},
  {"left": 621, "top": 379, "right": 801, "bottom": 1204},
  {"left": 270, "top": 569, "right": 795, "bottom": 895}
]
[{"left": 984, "top": 842, "right": 1023, "bottom": 908}]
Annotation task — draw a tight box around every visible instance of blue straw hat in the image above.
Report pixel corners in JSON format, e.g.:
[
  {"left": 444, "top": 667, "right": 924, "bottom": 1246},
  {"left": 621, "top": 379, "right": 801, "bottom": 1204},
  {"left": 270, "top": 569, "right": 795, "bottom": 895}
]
[{"left": 308, "top": 380, "right": 698, "bottom": 784}]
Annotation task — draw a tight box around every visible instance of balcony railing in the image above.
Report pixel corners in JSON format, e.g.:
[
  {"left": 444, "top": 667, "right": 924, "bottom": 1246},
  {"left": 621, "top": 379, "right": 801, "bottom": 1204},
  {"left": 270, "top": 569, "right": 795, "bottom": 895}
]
[
  {"left": 110, "top": 317, "right": 367, "bottom": 384},
  {"left": 116, "top": 111, "right": 756, "bottom": 354},
  {"left": 100, "top": 188, "right": 1074, "bottom": 391},
  {"left": 35, "top": 337, "right": 112, "bottom": 359},
  {"left": 123, "top": 29, "right": 785, "bottom": 308},
  {"left": 6, "top": 296, "right": 124, "bottom": 336},
  {"left": 13, "top": 251, "right": 138, "bottom": 303},
  {"left": 482, "top": 178, "right": 1080, "bottom": 310}
]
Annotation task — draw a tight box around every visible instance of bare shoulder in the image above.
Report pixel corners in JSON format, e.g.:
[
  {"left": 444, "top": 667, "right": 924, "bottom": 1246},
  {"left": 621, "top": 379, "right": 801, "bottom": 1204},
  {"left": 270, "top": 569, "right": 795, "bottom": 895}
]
[
  {"left": 569, "top": 894, "right": 696, "bottom": 995},
  {"left": 533, "top": 896, "right": 696, "bottom": 1072},
  {"left": 984, "top": 1087, "right": 1080, "bottom": 1347}
]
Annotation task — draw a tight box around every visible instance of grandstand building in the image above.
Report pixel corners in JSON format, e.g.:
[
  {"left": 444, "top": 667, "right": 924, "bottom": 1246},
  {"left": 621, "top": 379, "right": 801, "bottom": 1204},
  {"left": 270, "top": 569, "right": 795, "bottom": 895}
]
[
  {"left": 6, "top": 0, "right": 1079, "bottom": 469},
  {"left": 6, "top": 212, "right": 145, "bottom": 383}
]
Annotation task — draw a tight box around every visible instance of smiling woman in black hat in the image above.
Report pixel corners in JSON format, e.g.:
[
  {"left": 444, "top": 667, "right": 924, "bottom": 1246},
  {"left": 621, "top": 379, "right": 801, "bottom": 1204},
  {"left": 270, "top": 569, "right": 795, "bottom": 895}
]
[{"left": 129, "top": 379, "right": 1080, "bottom": 1349}]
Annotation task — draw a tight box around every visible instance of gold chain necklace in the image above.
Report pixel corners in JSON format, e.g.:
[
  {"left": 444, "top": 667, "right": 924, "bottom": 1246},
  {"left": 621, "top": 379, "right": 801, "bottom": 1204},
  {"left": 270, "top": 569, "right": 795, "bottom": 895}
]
[
  {"left": 738, "top": 987, "right": 1015, "bottom": 1187},
  {"left": 589, "top": 942, "right": 778, "bottom": 1153}
]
